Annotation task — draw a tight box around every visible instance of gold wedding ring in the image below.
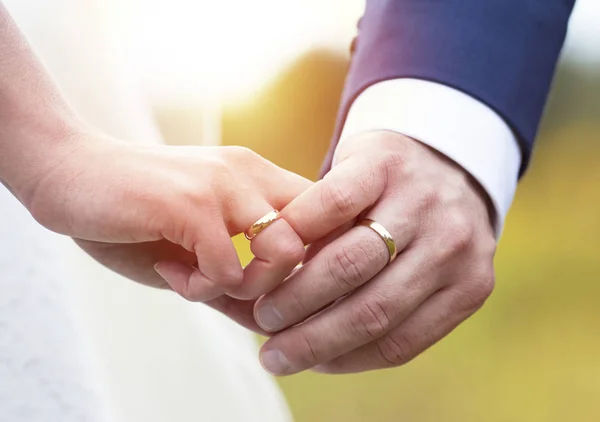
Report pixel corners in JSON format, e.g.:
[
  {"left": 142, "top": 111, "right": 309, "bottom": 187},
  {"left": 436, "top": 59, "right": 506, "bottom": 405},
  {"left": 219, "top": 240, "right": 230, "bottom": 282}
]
[
  {"left": 357, "top": 218, "right": 398, "bottom": 264},
  {"left": 245, "top": 210, "right": 281, "bottom": 240}
]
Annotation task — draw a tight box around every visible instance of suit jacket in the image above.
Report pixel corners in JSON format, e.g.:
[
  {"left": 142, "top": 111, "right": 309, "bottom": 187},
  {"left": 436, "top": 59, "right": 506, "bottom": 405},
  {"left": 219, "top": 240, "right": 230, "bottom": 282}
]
[{"left": 322, "top": 0, "right": 576, "bottom": 177}]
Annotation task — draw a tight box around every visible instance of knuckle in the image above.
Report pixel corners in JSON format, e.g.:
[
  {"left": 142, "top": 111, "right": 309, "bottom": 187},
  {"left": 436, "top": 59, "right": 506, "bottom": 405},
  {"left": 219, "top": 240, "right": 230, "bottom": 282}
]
[
  {"left": 437, "top": 211, "right": 475, "bottom": 259},
  {"left": 171, "top": 172, "right": 216, "bottom": 209},
  {"left": 177, "top": 275, "right": 201, "bottom": 303},
  {"left": 287, "top": 287, "right": 311, "bottom": 316},
  {"left": 476, "top": 266, "right": 496, "bottom": 302},
  {"left": 221, "top": 145, "right": 258, "bottom": 162},
  {"left": 201, "top": 150, "right": 231, "bottom": 173},
  {"left": 205, "top": 158, "right": 236, "bottom": 193},
  {"left": 216, "top": 265, "right": 244, "bottom": 288},
  {"left": 480, "top": 235, "right": 498, "bottom": 258},
  {"left": 215, "top": 147, "right": 260, "bottom": 188},
  {"left": 349, "top": 300, "right": 392, "bottom": 340},
  {"left": 447, "top": 210, "right": 474, "bottom": 241},
  {"left": 376, "top": 330, "right": 413, "bottom": 367},
  {"left": 29, "top": 199, "right": 58, "bottom": 231},
  {"left": 381, "top": 150, "right": 407, "bottom": 172},
  {"left": 419, "top": 185, "right": 442, "bottom": 210},
  {"left": 360, "top": 157, "right": 389, "bottom": 192},
  {"left": 320, "top": 176, "right": 357, "bottom": 218},
  {"left": 458, "top": 214, "right": 476, "bottom": 235},
  {"left": 296, "top": 330, "right": 321, "bottom": 367},
  {"left": 178, "top": 291, "right": 195, "bottom": 302},
  {"left": 455, "top": 268, "right": 496, "bottom": 312},
  {"left": 327, "top": 245, "right": 369, "bottom": 292},
  {"left": 174, "top": 282, "right": 192, "bottom": 301},
  {"left": 186, "top": 183, "right": 214, "bottom": 205},
  {"left": 173, "top": 220, "right": 201, "bottom": 253},
  {"left": 180, "top": 288, "right": 203, "bottom": 303},
  {"left": 271, "top": 235, "right": 305, "bottom": 266}
]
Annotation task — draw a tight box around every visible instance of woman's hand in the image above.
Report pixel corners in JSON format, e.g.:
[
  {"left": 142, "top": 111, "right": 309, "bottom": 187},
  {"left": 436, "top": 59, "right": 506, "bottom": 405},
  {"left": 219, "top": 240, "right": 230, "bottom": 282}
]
[
  {"left": 0, "top": 2, "right": 307, "bottom": 319},
  {"left": 24, "top": 130, "right": 312, "bottom": 304}
]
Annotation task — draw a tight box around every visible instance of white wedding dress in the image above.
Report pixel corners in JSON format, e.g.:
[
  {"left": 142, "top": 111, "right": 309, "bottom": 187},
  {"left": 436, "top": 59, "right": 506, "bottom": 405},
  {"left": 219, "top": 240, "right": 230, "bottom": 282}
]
[{"left": 0, "top": 1, "right": 291, "bottom": 421}]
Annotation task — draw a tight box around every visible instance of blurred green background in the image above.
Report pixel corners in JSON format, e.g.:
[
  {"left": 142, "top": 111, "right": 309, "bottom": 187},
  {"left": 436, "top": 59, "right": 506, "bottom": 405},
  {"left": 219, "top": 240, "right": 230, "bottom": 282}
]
[{"left": 155, "top": 50, "right": 600, "bottom": 421}]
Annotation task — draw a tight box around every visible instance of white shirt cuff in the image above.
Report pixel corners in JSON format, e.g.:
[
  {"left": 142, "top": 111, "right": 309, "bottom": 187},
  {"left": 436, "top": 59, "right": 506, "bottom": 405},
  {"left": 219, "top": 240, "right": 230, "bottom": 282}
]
[{"left": 336, "top": 79, "right": 522, "bottom": 238}]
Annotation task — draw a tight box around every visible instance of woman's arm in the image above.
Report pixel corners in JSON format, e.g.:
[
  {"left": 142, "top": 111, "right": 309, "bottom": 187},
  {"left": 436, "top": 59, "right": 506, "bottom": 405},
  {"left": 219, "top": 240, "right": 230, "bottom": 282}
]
[{"left": 0, "top": 3, "right": 85, "bottom": 204}]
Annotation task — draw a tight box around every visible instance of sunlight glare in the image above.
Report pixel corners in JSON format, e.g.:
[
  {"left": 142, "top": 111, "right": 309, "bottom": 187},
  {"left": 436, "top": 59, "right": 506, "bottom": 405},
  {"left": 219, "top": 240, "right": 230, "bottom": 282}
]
[{"left": 120, "top": 0, "right": 364, "bottom": 104}]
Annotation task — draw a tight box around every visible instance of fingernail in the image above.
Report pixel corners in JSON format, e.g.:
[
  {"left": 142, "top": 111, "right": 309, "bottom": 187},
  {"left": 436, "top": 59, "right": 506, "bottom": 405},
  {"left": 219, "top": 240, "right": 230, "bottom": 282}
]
[
  {"left": 154, "top": 263, "right": 168, "bottom": 281},
  {"left": 260, "top": 349, "right": 292, "bottom": 375},
  {"left": 312, "top": 364, "right": 332, "bottom": 374},
  {"left": 255, "top": 301, "right": 284, "bottom": 331}
]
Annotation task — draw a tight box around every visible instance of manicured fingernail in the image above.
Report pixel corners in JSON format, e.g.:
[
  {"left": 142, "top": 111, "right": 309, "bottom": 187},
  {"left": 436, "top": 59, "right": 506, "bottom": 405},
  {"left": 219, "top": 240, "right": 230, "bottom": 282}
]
[
  {"left": 154, "top": 263, "right": 168, "bottom": 281},
  {"left": 260, "top": 349, "right": 291, "bottom": 375},
  {"left": 255, "top": 301, "right": 284, "bottom": 331}
]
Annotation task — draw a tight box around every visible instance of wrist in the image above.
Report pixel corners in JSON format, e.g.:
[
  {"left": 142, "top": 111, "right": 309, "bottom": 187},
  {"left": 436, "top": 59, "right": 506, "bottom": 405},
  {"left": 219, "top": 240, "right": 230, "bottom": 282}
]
[
  {"left": 13, "top": 124, "right": 101, "bottom": 229},
  {"left": 1, "top": 111, "right": 90, "bottom": 203}
]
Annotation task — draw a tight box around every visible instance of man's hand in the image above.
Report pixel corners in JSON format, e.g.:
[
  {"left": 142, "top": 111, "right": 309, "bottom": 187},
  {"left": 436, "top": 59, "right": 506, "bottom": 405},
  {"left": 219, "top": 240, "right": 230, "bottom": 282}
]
[{"left": 254, "top": 131, "right": 497, "bottom": 374}]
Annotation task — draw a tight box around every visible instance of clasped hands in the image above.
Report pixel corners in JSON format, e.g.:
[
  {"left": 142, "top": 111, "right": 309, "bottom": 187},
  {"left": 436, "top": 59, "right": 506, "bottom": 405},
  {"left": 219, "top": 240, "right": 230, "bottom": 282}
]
[{"left": 23, "top": 128, "right": 496, "bottom": 376}]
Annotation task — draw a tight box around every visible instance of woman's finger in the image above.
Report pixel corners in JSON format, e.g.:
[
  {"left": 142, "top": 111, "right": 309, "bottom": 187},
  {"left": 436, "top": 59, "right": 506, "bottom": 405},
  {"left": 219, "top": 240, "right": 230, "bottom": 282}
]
[
  {"left": 230, "top": 203, "right": 305, "bottom": 300},
  {"left": 155, "top": 220, "right": 242, "bottom": 301},
  {"left": 154, "top": 260, "right": 224, "bottom": 302},
  {"left": 158, "top": 149, "right": 312, "bottom": 301},
  {"left": 204, "top": 295, "right": 266, "bottom": 335}
]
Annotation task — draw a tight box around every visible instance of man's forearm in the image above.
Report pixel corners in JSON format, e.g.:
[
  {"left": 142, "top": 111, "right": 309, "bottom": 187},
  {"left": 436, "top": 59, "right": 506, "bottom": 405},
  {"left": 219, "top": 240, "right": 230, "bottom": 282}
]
[
  {"left": 322, "top": 0, "right": 575, "bottom": 178},
  {"left": 0, "top": 2, "right": 82, "bottom": 205}
]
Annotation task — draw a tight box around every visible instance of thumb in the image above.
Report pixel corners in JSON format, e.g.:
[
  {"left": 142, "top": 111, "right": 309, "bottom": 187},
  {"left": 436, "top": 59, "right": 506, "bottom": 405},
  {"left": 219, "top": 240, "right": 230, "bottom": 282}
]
[{"left": 281, "top": 155, "right": 386, "bottom": 244}]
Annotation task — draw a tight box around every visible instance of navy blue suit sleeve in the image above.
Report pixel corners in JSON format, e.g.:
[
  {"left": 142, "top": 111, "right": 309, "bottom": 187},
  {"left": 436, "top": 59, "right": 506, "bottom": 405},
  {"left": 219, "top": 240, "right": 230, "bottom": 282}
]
[{"left": 322, "top": 0, "right": 576, "bottom": 176}]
